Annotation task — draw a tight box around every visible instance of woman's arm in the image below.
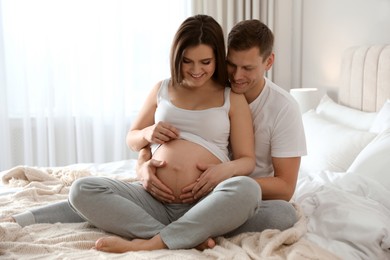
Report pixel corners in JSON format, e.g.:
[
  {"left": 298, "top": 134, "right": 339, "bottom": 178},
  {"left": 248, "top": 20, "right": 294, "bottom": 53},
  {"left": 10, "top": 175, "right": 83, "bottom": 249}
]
[
  {"left": 126, "top": 82, "right": 159, "bottom": 151},
  {"left": 187, "top": 92, "right": 255, "bottom": 199},
  {"left": 225, "top": 91, "right": 256, "bottom": 175},
  {"left": 126, "top": 81, "right": 179, "bottom": 151}
]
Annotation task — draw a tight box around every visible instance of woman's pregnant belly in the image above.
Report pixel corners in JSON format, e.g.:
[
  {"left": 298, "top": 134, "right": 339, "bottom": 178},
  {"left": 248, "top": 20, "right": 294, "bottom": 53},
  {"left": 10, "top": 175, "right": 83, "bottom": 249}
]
[{"left": 152, "top": 139, "right": 221, "bottom": 203}]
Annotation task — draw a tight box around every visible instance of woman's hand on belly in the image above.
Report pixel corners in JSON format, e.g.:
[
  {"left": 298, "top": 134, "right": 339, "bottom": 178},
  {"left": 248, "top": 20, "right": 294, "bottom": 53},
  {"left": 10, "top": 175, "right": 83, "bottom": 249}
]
[
  {"left": 178, "top": 181, "right": 198, "bottom": 204},
  {"left": 180, "top": 162, "right": 233, "bottom": 203},
  {"left": 152, "top": 139, "right": 221, "bottom": 203}
]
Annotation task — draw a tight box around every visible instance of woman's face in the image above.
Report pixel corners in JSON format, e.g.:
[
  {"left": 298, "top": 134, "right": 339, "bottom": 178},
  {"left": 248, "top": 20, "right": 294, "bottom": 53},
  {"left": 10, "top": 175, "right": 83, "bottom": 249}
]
[{"left": 181, "top": 44, "right": 216, "bottom": 87}]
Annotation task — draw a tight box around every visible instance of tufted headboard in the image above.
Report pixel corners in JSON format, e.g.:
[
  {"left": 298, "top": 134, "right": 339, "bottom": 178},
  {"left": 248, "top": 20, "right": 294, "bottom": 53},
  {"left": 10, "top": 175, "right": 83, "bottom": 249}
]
[{"left": 338, "top": 44, "right": 390, "bottom": 112}]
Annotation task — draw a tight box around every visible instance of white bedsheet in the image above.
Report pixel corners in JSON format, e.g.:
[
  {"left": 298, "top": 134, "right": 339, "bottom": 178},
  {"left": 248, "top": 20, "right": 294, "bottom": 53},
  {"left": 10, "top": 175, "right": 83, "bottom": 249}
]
[{"left": 294, "top": 171, "right": 390, "bottom": 259}]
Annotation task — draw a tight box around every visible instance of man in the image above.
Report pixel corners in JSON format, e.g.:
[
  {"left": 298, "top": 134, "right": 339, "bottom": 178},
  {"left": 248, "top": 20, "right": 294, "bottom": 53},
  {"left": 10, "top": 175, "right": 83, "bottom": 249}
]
[{"left": 136, "top": 19, "right": 306, "bottom": 245}]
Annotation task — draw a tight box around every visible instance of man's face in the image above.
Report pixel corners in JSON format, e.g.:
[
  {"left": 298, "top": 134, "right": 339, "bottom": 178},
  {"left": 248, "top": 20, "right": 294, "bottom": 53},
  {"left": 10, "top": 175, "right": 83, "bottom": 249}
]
[{"left": 226, "top": 47, "right": 273, "bottom": 103}]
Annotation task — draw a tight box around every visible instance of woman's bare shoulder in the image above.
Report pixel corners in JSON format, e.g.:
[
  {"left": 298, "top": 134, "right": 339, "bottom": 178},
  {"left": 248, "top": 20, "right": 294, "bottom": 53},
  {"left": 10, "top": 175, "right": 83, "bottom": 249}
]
[{"left": 229, "top": 90, "right": 248, "bottom": 106}]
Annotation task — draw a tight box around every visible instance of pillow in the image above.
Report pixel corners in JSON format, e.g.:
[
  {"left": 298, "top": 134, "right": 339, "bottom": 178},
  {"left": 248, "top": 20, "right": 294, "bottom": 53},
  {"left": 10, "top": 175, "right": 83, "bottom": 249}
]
[
  {"left": 348, "top": 129, "right": 390, "bottom": 189},
  {"left": 315, "top": 94, "right": 377, "bottom": 131},
  {"left": 370, "top": 99, "right": 390, "bottom": 133},
  {"left": 301, "top": 111, "right": 377, "bottom": 173}
]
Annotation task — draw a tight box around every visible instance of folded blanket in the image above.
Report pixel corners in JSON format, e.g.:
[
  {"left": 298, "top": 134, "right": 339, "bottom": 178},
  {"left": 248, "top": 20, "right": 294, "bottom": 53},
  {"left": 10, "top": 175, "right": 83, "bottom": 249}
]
[{"left": 2, "top": 165, "right": 92, "bottom": 187}]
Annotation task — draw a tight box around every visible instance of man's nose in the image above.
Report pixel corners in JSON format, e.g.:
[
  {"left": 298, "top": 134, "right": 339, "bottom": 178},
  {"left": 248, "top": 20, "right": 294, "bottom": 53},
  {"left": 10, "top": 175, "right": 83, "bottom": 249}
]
[{"left": 232, "top": 68, "right": 244, "bottom": 79}]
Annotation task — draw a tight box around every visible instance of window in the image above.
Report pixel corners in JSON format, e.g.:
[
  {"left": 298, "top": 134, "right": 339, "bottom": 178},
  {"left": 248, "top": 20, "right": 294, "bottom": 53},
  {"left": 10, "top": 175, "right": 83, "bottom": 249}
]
[
  {"left": 0, "top": 0, "right": 191, "bottom": 169},
  {"left": 2, "top": 0, "right": 191, "bottom": 117}
]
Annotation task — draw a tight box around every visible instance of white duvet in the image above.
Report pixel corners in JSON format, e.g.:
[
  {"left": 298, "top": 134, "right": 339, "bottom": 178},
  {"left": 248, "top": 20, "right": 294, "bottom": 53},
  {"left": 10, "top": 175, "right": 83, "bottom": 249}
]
[{"left": 294, "top": 171, "right": 390, "bottom": 260}]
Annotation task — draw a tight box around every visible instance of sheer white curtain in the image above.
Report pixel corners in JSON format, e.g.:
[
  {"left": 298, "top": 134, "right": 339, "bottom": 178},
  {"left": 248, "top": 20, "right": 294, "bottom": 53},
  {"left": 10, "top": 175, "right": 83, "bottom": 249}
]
[
  {"left": 191, "top": 0, "right": 272, "bottom": 38},
  {"left": 0, "top": 0, "right": 191, "bottom": 171}
]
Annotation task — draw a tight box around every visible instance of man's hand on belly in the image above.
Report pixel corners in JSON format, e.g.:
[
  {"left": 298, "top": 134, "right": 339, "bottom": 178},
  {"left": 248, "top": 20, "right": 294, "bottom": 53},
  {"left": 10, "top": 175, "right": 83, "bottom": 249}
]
[{"left": 138, "top": 158, "right": 175, "bottom": 203}]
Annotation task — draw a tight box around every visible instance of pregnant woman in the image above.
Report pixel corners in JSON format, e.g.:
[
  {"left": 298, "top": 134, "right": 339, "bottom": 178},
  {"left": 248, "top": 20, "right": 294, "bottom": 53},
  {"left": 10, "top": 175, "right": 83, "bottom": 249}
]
[
  {"left": 88, "top": 15, "right": 259, "bottom": 252},
  {"left": 1, "top": 15, "right": 261, "bottom": 252},
  {"left": 124, "top": 14, "right": 257, "bottom": 206}
]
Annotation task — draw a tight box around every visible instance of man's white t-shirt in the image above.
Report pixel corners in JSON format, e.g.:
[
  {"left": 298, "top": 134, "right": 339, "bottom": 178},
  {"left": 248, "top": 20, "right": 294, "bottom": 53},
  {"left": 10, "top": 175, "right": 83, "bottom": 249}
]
[{"left": 249, "top": 77, "right": 307, "bottom": 178}]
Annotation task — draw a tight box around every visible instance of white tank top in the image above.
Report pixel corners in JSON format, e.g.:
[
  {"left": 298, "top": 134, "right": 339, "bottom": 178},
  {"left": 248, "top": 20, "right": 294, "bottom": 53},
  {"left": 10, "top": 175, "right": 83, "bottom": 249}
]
[{"left": 152, "top": 79, "right": 231, "bottom": 162}]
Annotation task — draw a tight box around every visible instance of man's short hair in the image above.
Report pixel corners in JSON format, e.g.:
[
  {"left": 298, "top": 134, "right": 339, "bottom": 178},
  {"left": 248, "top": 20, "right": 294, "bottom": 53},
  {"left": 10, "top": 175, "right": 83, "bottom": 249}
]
[{"left": 228, "top": 20, "right": 274, "bottom": 61}]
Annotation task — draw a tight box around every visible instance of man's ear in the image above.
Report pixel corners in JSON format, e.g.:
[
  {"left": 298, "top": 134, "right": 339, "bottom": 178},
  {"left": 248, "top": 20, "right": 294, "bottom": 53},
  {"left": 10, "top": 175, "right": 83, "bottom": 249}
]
[{"left": 265, "top": 52, "right": 275, "bottom": 70}]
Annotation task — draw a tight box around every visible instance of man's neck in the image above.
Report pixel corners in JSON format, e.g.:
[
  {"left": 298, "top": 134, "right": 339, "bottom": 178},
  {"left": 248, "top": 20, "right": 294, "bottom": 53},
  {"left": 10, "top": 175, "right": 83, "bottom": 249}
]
[{"left": 246, "top": 77, "right": 266, "bottom": 104}]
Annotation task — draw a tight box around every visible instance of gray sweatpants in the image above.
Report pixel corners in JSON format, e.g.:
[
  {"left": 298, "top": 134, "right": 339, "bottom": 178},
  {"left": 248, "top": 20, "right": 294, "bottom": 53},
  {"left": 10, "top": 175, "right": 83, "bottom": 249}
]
[{"left": 13, "top": 176, "right": 297, "bottom": 249}]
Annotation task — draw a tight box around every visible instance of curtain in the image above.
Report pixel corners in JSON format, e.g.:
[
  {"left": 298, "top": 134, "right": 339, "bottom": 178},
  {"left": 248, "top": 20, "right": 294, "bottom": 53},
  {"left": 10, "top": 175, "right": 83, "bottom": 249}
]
[
  {"left": 0, "top": 0, "right": 191, "bottom": 171},
  {"left": 191, "top": 0, "right": 273, "bottom": 39}
]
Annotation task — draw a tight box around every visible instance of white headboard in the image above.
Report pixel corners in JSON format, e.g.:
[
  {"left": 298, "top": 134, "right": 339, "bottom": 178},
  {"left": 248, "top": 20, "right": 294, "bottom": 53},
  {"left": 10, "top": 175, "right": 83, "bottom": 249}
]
[{"left": 339, "top": 44, "right": 390, "bottom": 112}]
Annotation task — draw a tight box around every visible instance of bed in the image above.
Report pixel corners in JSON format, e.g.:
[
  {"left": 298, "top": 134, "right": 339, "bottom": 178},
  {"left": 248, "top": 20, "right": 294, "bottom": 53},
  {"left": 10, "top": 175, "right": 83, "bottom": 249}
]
[{"left": 1, "top": 44, "right": 390, "bottom": 260}]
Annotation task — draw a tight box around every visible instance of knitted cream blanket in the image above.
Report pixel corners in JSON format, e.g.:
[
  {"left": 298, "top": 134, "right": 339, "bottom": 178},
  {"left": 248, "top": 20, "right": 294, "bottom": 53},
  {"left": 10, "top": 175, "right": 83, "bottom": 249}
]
[{"left": 0, "top": 166, "right": 340, "bottom": 260}]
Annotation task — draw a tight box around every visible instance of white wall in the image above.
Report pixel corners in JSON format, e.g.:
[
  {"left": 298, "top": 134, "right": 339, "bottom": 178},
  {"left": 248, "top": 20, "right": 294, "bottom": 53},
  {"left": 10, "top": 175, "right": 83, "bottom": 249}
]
[{"left": 272, "top": 0, "right": 390, "bottom": 99}]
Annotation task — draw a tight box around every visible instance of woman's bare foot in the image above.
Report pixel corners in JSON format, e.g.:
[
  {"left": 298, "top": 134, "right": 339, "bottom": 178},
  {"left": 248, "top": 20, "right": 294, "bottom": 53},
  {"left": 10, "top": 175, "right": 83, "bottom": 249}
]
[
  {"left": 0, "top": 216, "right": 15, "bottom": 223},
  {"left": 94, "top": 234, "right": 167, "bottom": 253},
  {"left": 196, "top": 238, "right": 216, "bottom": 251}
]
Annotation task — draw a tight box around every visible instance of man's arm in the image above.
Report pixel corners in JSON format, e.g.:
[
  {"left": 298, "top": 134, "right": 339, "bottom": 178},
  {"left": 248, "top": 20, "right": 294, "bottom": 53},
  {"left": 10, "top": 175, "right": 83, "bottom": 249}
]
[
  {"left": 135, "top": 147, "right": 152, "bottom": 178},
  {"left": 254, "top": 92, "right": 305, "bottom": 201},
  {"left": 254, "top": 157, "right": 300, "bottom": 201},
  {"left": 136, "top": 147, "right": 175, "bottom": 203}
]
